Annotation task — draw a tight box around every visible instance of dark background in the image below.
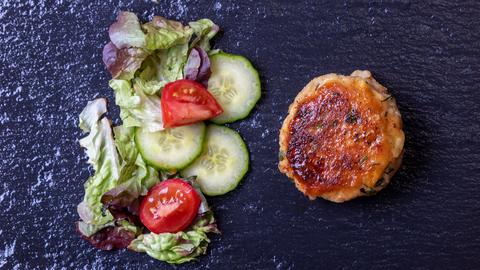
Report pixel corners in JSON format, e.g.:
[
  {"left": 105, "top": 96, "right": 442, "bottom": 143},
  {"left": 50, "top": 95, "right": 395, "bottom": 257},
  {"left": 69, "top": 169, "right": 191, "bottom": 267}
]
[{"left": 1, "top": 0, "right": 479, "bottom": 269}]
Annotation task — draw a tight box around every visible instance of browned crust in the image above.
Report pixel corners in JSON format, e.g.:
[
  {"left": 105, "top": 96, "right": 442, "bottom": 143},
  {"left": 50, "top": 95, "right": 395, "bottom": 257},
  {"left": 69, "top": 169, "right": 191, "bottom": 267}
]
[{"left": 278, "top": 71, "right": 405, "bottom": 202}]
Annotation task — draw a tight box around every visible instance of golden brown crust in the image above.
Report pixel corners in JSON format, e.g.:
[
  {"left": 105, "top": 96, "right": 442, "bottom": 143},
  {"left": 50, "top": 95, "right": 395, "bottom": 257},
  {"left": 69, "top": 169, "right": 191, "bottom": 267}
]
[{"left": 279, "top": 71, "right": 404, "bottom": 202}]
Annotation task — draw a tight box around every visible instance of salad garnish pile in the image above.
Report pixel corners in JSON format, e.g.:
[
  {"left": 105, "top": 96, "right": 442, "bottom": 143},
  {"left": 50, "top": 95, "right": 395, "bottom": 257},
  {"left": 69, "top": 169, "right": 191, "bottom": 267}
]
[{"left": 76, "top": 11, "right": 260, "bottom": 264}]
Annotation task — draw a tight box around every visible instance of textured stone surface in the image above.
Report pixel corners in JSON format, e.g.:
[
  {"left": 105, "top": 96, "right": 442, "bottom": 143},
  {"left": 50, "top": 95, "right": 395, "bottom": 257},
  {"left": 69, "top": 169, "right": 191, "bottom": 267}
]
[{"left": 1, "top": 0, "right": 480, "bottom": 269}]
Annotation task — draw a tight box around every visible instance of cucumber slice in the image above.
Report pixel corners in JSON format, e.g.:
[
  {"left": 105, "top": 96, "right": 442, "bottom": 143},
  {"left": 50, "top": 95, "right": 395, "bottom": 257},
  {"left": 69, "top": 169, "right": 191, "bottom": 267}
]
[
  {"left": 181, "top": 124, "right": 249, "bottom": 196},
  {"left": 208, "top": 52, "right": 261, "bottom": 124},
  {"left": 135, "top": 123, "right": 205, "bottom": 170}
]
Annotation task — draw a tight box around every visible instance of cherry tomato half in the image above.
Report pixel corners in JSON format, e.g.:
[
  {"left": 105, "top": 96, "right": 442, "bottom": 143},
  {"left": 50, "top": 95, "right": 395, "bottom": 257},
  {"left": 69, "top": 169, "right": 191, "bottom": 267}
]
[
  {"left": 139, "top": 179, "right": 201, "bottom": 234},
  {"left": 161, "top": 79, "right": 223, "bottom": 128}
]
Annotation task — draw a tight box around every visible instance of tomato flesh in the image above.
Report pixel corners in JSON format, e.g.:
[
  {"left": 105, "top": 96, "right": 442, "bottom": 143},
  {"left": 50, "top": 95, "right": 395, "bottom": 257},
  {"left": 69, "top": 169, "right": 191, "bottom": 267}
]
[
  {"left": 161, "top": 79, "right": 223, "bottom": 128},
  {"left": 139, "top": 179, "right": 201, "bottom": 234}
]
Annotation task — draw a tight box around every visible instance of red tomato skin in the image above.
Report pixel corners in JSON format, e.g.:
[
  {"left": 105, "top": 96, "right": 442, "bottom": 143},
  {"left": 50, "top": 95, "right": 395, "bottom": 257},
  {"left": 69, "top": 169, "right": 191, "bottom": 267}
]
[
  {"left": 161, "top": 79, "right": 223, "bottom": 128},
  {"left": 139, "top": 179, "right": 201, "bottom": 234}
]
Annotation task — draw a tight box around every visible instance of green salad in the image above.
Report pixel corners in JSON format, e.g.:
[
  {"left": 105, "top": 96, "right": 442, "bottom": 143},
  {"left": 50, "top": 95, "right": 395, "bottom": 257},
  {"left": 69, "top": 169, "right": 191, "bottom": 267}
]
[{"left": 76, "top": 11, "right": 260, "bottom": 264}]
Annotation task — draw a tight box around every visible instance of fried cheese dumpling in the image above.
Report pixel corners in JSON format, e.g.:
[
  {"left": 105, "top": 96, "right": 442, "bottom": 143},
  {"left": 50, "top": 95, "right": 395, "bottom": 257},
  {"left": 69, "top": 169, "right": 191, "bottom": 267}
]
[{"left": 279, "top": 70, "right": 405, "bottom": 202}]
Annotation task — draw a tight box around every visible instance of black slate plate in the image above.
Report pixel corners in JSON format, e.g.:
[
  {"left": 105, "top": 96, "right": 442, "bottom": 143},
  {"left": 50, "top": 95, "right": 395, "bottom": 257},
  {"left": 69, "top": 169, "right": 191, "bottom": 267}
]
[{"left": 1, "top": 1, "right": 480, "bottom": 269}]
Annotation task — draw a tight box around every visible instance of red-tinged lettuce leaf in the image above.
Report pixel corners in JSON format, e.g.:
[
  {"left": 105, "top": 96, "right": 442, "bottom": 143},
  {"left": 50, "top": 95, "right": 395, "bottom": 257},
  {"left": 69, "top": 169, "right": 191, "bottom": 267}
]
[
  {"left": 183, "top": 47, "right": 211, "bottom": 87},
  {"left": 102, "top": 42, "right": 148, "bottom": 80},
  {"left": 107, "top": 200, "right": 141, "bottom": 226},
  {"left": 77, "top": 223, "right": 137, "bottom": 250},
  {"left": 109, "top": 11, "right": 146, "bottom": 49},
  {"left": 196, "top": 47, "right": 211, "bottom": 86},
  {"left": 101, "top": 182, "right": 142, "bottom": 226},
  {"left": 101, "top": 184, "right": 139, "bottom": 209},
  {"left": 148, "top": 16, "right": 185, "bottom": 32},
  {"left": 184, "top": 48, "right": 201, "bottom": 81},
  {"left": 190, "top": 211, "right": 220, "bottom": 234},
  {"left": 102, "top": 42, "right": 118, "bottom": 71},
  {"left": 100, "top": 163, "right": 142, "bottom": 209}
]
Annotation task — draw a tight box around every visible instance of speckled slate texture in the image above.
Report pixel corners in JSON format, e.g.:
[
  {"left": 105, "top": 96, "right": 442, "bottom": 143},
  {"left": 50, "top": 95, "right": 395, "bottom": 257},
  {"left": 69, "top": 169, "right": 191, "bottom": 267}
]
[{"left": 1, "top": 0, "right": 480, "bottom": 269}]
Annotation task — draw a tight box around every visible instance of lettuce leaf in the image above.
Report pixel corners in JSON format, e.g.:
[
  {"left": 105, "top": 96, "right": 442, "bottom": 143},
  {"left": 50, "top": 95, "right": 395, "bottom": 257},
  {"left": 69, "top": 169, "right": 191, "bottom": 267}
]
[
  {"left": 77, "top": 220, "right": 115, "bottom": 238},
  {"left": 78, "top": 220, "right": 140, "bottom": 250},
  {"left": 76, "top": 102, "right": 158, "bottom": 248},
  {"left": 77, "top": 98, "right": 121, "bottom": 225},
  {"left": 109, "top": 79, "right": 164, "bottom": 132},
  {"left": 184, "top": 47, "right": 211, "bottom": 86},
  {"left": 135, "top": 43, "right": 188, "bottom": 95},
  {"left": 101, "top": 126, "right": 159, "bottom": 221},
  {"left": 156, "top": 43, "right": 190, "bottom": 82},
  {"left": 143, "top": 16, "right": 193, "bottom": 51},
  {"left": 134, "top": 77, "right": 166, "bottom": 96},
  {"left": 102, "top": 42, "right": 148, "bottom": 80},
  {"left": 189, "top": 19, "right": 219, "bottom": 52},
  {"left": 112, "top": 124, "right": 138, "bottom": 162},
  {"left": 78, "top": 98, "right": 107, "bottom": 132},
  {"left": 129, "top": 211, "right": 219, "bottom": 264},
  {"left": 109, "top": 11, "right": 146, "bottom": 49},
  {"left": 104, "top": 11, "right": 149, "bottom": 80},
  {"left": 76, "top": 99, "right": 157, "bottom": 225},
  {"left": 183, "top": 48, "right": 201, "bottom": 81}
]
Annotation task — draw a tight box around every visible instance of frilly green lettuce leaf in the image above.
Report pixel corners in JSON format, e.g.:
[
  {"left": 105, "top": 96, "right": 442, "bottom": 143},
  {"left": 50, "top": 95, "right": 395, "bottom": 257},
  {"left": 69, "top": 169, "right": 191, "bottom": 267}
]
[
  {"left": 101, "top": 126, "right": 159, "bottom": 213},
  {"left": 128, "top": 211, "right": 219, "bottom": 264},
  {"left": 134, "top": 154, "right": 160, "bottom": 192},
  {"left": 112, "top": 124, "right": 138, "bottom": 162},
  {"left": 109, "top": 11, "right": 146, "bottom": 49},
  {"left": 77, "top": 220, "right": 115, "bottom": 237},
  {"left": 110, "top": 125, "right": 159, "bottom": 194},
  {"left": 134, "top": 77, "right": 167, "bottom": 95},
  {"left": 108, "top": 79, "right": 140, "bottom": 108},
  {"left": 157, "top": 43, "right": 189, "bottom": 81},
  {"left": 109, "top": 79, "right": 164, "bottom": 132},
  {"left": 78, "top": 98, "right": 107, "bottom": 132},
  {"left": 77, "top": 98, "right": 121, "bottom": 225},
  {"left": 77, "top": 103, "right": 157, "bottom": 244},
  {"left": 188, "top": 19, "right": 219, "bottom": 52},
  {"left": 135, "top": 42, "right": 189, "bottom": 95},
  {"left": 142, "top": 16, "right": 193, "bottom": 51}
]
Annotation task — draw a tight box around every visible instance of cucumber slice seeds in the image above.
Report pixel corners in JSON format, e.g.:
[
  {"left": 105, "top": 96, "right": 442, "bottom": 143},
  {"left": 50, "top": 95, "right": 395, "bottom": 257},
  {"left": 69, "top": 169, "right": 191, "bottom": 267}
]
[
  {"left": 135, "top": 122, "right": 206, "bottom": 170},
  {"left": 208, "top": 52, "right": 261, "bottom": 124},
  {"left": 181, "top": 125, "right": 249, "bottom": 196}
]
